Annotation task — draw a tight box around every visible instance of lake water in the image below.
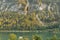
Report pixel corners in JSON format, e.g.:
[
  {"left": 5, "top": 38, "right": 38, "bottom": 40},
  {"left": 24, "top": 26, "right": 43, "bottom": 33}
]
[{"left": 0, "top": 31, "right": 60, "bottom": 40}]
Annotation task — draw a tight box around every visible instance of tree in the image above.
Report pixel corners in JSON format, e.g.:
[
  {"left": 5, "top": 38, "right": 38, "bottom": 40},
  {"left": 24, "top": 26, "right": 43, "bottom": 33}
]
[
  {"left": 32, "top": 35, "right": 42, "bottom": 40},
  {"left": 24, "top": 37, "right": 29, "bottom": 40},
  {"left": 9, "top": 33, "right": 17, "bottom": 40},
  {"left": 50, "top": 35, "right": 57, "bottom": 40}
]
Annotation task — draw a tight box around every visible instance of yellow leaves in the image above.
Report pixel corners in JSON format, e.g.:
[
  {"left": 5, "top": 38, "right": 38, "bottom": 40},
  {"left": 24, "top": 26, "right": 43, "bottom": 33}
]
[
  {"left": 49, "top": 17, "right": 55, "bottom": 21},
  {"left": 24, "top": 37, "right": 29, "bottom": 40},
  {"left": 39, "top": 21, "right": 44, "bottom": 26},
  {"left": 0, "top": 18, "right": 3, "bottom": 21},
  {"left": 18, "top": 0, "right": 27, "bottom": 5},
  {"left": 9, "top": 33, "right": 17, "bottom": 40},
  {"left": 24, "top": 19, "right": 30, "bottom": 23},
  {"left": 20, "top": 12, "right": 41, "bottom": 27},
  {"left": 31, "top": 12, "right": 36, "bottom": 17},
  {"left": 39, "top": 0, "right": 42, "bottom": 5},
  {"left": 0, "top": 18, "right": 4, "bottom": 26},
  {"left": 0, "top": 11, "right": 49, "bottom": 29},
  {"left": 5, "top": 24, "right": 12, "bottom": 27},
  {"left": 15, "top": 17, "right": 18, "bottom": 22},
  {"left": 11, "top": 20, "right": 17, "bottom": 24},
  {"left": 24, "top": 19, "right": 31, "bottom": 26},
  {"left": 0, "top": 21, "right": 2, "bottom": 25},
  {"left": 20, "top": 18, "right": 31, "bottom": 27}
]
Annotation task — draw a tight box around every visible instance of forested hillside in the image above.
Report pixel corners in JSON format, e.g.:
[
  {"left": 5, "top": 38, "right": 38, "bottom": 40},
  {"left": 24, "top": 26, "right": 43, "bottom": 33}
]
[{"left": 0, "top": 0, "right": 60, "bottom": 30}]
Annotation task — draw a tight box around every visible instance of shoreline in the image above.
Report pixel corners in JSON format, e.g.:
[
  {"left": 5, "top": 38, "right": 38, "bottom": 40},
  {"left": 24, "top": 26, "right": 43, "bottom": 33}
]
[{"left": 0, "top": 30, "right": 59, "bottom": 33}]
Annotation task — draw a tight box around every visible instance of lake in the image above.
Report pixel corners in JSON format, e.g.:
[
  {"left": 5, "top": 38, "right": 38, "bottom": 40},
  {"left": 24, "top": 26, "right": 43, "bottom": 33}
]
[{"left": 0, "top": 31, "right": 60, "bottom": 40}]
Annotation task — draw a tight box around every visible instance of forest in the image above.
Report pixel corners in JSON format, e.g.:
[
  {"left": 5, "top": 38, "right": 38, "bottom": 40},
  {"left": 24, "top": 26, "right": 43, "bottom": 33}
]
[{"left": 0, "top": 0, "right": 59, "bottom": 30}]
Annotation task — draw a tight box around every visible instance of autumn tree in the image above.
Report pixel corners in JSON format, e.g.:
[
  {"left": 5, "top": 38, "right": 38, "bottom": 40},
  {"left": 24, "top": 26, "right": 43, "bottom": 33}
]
[
  {"left": 50, "top": 35, "right": 57, "bottom": 40},
  {"left": 32, "top": 35, "right": 43, "bottom": 40},
  {"left": 9, "top": 33, "right": 17, "bottom": 40}
]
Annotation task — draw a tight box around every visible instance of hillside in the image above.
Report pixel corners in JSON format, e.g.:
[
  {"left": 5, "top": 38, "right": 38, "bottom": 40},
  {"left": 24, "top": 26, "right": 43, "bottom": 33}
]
[{"left": 0, "top": 0, "right": 60, "bottom": 30}]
